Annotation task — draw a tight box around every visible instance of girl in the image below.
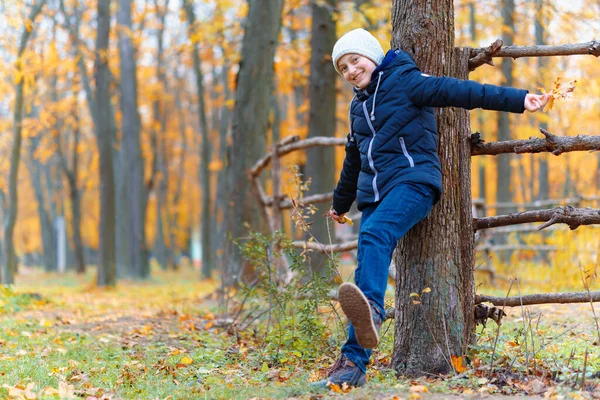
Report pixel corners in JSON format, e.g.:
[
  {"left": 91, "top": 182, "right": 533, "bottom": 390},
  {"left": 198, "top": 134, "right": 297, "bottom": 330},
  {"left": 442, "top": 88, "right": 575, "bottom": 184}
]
[{"left": 319, "top": 28, "right": 549, "bottom": 388}]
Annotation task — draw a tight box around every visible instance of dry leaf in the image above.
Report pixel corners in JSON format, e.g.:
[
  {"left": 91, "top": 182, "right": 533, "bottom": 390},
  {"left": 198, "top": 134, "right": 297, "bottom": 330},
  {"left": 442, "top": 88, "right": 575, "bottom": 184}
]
[
  {"left": 341, "top": 215, "right": 353, "bottom": 226},
  {"left": 538, "top": 77, "right": 577, "bottom": 111},
  {"left": 451, "top": 355, "right": 468, "bottom": 373},
  {"left": 180, "top": 356, "right": 193, "bottom": 365}
]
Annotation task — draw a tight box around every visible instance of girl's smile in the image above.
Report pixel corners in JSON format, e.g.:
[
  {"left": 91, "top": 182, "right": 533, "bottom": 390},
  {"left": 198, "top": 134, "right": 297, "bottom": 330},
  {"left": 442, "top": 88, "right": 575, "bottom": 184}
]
[{"left": 337, "top": 53, "right": 377, "bottom": 89}]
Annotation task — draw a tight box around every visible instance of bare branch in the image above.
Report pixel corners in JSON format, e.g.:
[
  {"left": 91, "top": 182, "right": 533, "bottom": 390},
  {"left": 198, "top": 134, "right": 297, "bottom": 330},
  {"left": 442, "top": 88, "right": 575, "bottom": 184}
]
[
  {"left": 264, "top": 192, "right": 333, "bottom": 209},
  {"left": 475, "top": 291, "right": 600, "bottom": 307},
  {"left": 472, "top": 128, "right": 600, "bottom": 156},
  {"left": 382, "top": 292, "right": 600, "bottom": 321},
  {"left": 290, "top": 239, "right": 357, "bottom": 253},
  {"left": 473, "top": 196, "right": 593, "bottom": 210},
  {"left": 475, "top": 206, "right": 600, "bottom": 231},
  {"left": 250, "top": 136, "right": 345, "bottom": 178},
  {"left": 470, "top": 40, "right": 600, "bottom": 66}
]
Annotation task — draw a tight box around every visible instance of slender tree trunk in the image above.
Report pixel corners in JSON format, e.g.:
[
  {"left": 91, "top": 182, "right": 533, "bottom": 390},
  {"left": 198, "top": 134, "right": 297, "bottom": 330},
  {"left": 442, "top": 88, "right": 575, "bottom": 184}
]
[
  {"left": 305, "top": 0, "right": 337, "bottom": 277},
  {"left": 28, "top": 137, "right": 57, "bottom": 272},
  {"left": 469, "top": 2, "right": 487, "bottom": 202},
  {"left": 494, "top": 0, "right": 516, "bottom": 261},
  {"left": 2, "top": 1, "right": 45, "bottom": 285},
  {"left": 391, "top": 0, "right": 474, "bottom": 376},
  {"left": 535, "top": 0, "right": 549, "bottom": 200},
  {"left": 183, "top": 0, "right": 214, "bottom": 279},
  {"left": 95, "top": 0, "right": 116, "bottom": 287},
  {"left": 224, "top": 0, "right": 284, "bottom": 285},
  {"left": 496, "top": 0, "right": 515, "bottom": 207},
  {"left": 151, "top": 0, "right": 170, "bottom": 270},
  {"left": 118, "top": 0, "right": 148, "bottom": 279},
  {"left": 70, "top": 110, "right": 85, "bottom": 273},
  {"left": 215, "top": 52, "right": 232, "bottom": 269}
]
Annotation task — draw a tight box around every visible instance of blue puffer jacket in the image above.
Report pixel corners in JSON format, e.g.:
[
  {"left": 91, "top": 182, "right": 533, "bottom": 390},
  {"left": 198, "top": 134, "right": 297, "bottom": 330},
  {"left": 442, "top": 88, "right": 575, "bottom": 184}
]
[{"left": 332, "top": 49, "right": 528, "bottom": 214}]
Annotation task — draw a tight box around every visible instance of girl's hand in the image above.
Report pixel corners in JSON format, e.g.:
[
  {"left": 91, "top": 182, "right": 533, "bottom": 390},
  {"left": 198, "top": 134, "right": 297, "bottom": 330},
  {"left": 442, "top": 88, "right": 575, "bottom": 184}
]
[
  {"left": 524, "top": 93, "right": 551, "bottom": 112},
  {"left": 329, "top": 209, "right": 347, "bottom": 224}
]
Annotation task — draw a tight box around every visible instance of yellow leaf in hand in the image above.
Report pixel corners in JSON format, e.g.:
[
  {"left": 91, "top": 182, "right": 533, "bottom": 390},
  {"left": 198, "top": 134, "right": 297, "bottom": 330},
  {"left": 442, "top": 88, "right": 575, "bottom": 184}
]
[
  {"left": 540, "top": 77, "right": 577, "bottom": 112},
  {"left": 341, "top": 215, "right": 353, "bottom": 226}
]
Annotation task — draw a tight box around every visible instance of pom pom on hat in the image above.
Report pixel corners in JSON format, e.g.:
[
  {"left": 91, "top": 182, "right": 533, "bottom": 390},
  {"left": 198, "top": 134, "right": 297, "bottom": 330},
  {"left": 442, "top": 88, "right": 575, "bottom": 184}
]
[{"left": 332, "top": 28, "right": 385, "bottom": 75}]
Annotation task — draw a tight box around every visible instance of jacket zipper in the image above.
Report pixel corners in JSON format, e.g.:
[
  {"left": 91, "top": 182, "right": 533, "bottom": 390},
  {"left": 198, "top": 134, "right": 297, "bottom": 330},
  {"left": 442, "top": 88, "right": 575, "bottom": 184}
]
[
  {"left": 399, "top": 137, "right": 415, "bottom": 168},
  {"left": 362, "top": 101, "right": 380, "bottom": 202}
]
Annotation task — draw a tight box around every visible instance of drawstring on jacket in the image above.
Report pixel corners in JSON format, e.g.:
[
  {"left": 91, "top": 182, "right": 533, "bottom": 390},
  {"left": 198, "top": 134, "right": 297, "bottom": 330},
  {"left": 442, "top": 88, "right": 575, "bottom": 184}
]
[
  {"left": 348, "top": 94, "right": 357, "bottom": 141},
  {"left": 370, "top": 71, "right": 383, "bottom": 121}
]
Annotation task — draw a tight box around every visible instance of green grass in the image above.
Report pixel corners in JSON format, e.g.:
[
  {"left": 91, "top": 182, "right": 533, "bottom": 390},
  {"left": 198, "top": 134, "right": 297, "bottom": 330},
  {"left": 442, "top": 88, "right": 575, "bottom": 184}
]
[{"left": 1, "top": 267, "right": 599, "bottom": 399}]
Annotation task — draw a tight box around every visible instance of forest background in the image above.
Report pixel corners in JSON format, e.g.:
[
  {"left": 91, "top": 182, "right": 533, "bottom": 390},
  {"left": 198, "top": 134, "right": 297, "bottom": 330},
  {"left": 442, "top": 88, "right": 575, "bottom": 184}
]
[{"left": 0, "top": 0, "right": 598, "bottom": 288}]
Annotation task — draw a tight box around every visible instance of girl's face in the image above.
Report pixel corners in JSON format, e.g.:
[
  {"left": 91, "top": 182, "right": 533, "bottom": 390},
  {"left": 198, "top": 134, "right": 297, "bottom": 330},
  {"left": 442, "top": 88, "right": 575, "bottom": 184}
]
[{"left": 337, "top": 53, "right": 377, "bottom": 89}]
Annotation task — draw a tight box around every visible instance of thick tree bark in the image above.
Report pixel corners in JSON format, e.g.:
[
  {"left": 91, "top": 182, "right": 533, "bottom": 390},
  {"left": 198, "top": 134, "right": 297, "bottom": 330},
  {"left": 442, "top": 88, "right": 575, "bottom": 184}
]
[
  {"left": 95, "top": 0, "right": 116, "bottom": 287},
  {"left": 224, "top": 0, "right": 283, "bottom": 285},
  {"left": 184, "top": 0, "right": 214, "bottom": 279},
  {"left": 2, "top": 1, "right": 45, "bottom": 285},
  {"left": 305, "top": 0, "right": 337, "bottom": 277},
  {"left": 391, "top": 0, "right": 474, "bottom": 376},
  {"left": 118, "top": 0, "right": 148, "bottom": 279}
]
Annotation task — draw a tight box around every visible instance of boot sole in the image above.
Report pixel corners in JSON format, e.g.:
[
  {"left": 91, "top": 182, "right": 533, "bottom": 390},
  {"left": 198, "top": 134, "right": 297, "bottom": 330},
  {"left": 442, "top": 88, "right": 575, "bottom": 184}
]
[{"left": 338, "top": 282, "right": 379, "bottom": 349}]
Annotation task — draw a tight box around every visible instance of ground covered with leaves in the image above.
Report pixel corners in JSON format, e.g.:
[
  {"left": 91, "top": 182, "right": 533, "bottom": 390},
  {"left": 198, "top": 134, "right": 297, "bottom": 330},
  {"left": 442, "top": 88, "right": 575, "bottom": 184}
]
[{"left": 1, "top": 263, "right": 600, "bottom": 399}]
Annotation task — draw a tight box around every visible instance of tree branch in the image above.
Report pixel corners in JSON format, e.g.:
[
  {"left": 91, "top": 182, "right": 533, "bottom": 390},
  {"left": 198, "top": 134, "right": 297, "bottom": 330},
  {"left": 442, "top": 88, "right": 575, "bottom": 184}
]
[
  {"left": 471, "top": 128, "right": 600, "bottom": 156},
  {"left": 290, "top": 239, "right": 357, "bottom": 253},
  {"left": 475, "top": 291, "right": 600, "bottom": 307},
  {"left": 383, "top": 292, "right": 600, "bottom": 321},
  {"left": 264, "top": 192, "right": 333, "bottom": 209},
  {"left": 469, "top": 40, "right": 600, "bottom": 70},
  {"left": 468, "top": 39, "right": 503, "bottom": 70},
  {"left": 475, "top": 206, "right": 600, "bottom": 231},
  {"left": 250, "top": 136, "right": 345, "bottom": 178}
]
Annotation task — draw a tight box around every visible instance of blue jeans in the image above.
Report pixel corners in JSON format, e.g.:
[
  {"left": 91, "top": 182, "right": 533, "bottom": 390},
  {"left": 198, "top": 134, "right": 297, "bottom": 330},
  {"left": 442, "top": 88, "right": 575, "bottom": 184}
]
[{"left": 341, "top": 182, "right": 435, "bottom": 372}]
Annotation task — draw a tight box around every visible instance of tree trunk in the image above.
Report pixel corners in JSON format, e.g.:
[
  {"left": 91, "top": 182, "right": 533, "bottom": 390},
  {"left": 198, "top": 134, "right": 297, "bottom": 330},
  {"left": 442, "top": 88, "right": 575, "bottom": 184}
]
[
  {"left": 469, "top": 2, "right": 487, "bottom": 202},
  {"left": 27, "top": 137, "right": 57, "bottom": 272},
  {"left": 391, "top": 0, "right": 474, "bottom": 376},
  {"left": 151, "top": 0, "right": 170, "bottom": 271},
  {"left": 494, "top": 0, "right": 516, "bottom": 261},
  {"left": 118, "top": 0, "right": 148, "bottom": 279},
  {"left": 2, "top": 1, "right": 45, "bottom": 285},
  {"left": 305, "top": 0, "right": 337, "bottom": 277},
  {"left": 183, "top": 0, "right": 214, "bottom": 279},
  {"left": 95, "top": 0, "right": 116, "bottom": 287},
  {"left": 535, "top": 0, "right": 549, "bottom": 200},
  {"left": 215, "top": 48, "right": 232, "bottom": 270},
  {"left": 496, "top": 0, "right": 515, "bottom": 204},
  {"left": 224, "top": 0, "right": 283, "bottom": 285}
]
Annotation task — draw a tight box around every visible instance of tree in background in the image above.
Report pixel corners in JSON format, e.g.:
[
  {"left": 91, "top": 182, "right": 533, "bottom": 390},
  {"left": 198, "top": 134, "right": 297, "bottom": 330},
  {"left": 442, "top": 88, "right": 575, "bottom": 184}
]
[
  {"left": 305, "top": 0, "right": 337, "bottom": 277},
  {"left": 224, "top": 0, "right": 284, "bottom": 285},
  {"left": 184, "top": 0, "right": 214, "bottom": 279},
  {"left": 117, "top": 0, "right": 148, "bottom": 279},
  {"left": 94, "top": 0, "right": 116, "bottom": 287},
  {"left": 2, "top": 1, "right": 46, "bottom": 285}
]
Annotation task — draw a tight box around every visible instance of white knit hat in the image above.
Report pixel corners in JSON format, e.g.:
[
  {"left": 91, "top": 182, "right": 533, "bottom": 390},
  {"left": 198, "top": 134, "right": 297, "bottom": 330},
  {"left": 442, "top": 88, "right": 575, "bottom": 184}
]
[{"left": 332, "top": 28, "right": 385, "bottom": 75}]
